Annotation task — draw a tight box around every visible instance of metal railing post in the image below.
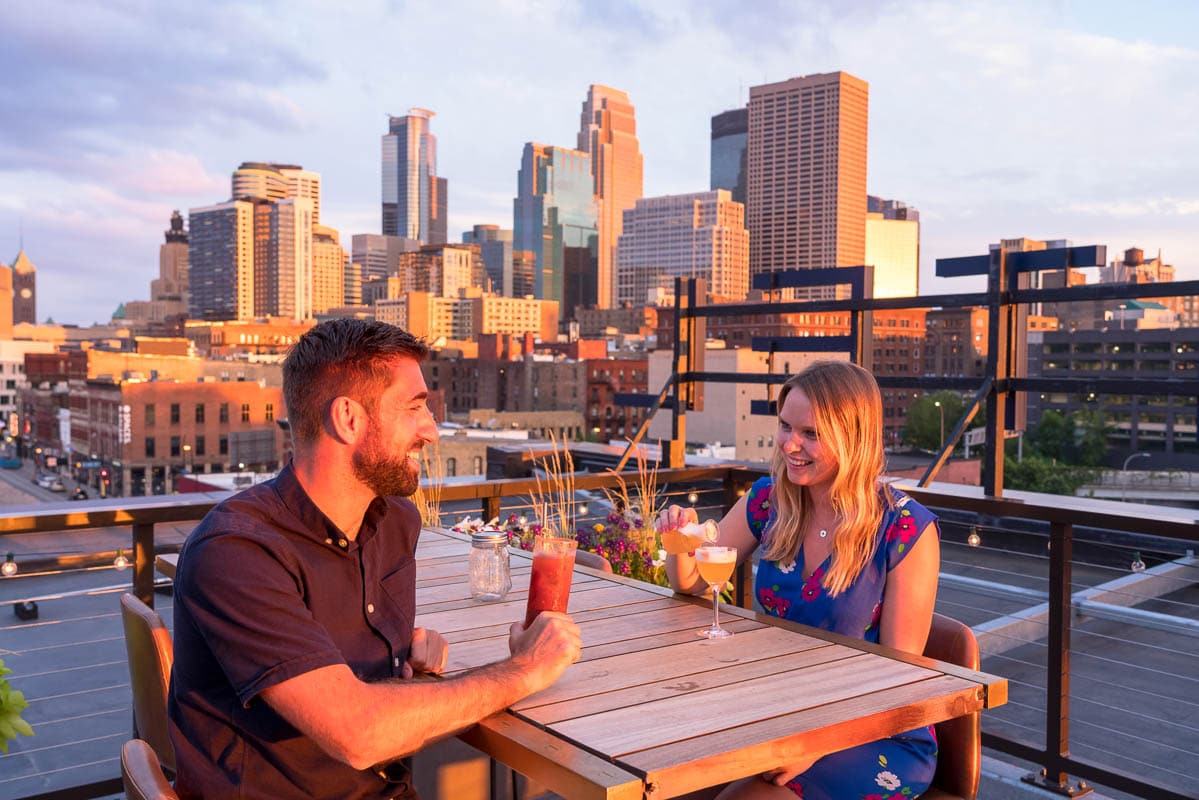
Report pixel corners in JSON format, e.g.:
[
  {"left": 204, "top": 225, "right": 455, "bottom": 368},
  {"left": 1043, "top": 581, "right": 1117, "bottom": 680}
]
[
  {"left": 131, "top": 522, "right": 156, "bottom": 607},
  {"left": 1023, "top": 519, "right": 1092, "bottom": 796}
]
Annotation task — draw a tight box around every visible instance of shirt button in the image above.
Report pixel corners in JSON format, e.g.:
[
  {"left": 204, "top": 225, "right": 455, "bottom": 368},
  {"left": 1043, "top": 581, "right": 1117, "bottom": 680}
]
[
  {"left": 325, "top": 537, "right": 332, "bottom": 545},
  {"left": 367, "top": 603, "right": 375, "bottom": 613},
  {"left": 338, "top": 538, "right": 348, "bottom": 548},
  {"left": 394, "top": 657, "right": 401, "bottom": 668}
]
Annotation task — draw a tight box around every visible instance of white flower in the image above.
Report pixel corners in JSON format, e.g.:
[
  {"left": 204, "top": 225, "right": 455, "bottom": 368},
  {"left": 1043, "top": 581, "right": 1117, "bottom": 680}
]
[
  {"left": 777, "top": 559, "right": 797, "bottom": 574},
  {"left": 651, "top": 549, "right": 667, "bottom": 568},
  {"left": 875, "top": 770, "right": 901, "bottom": 790}
]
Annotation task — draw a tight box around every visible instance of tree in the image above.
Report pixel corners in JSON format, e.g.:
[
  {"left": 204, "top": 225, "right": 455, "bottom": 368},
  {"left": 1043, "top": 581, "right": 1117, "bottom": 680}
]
[
  {"left": 1004, "top": 454, "right": 1096, "bottom": 496},
  {"left": 902, "top": 392, "right": 979, "bottom": 451},
  {"left": 1029, "top": 410, "right": 1072, "bottom": 462}
]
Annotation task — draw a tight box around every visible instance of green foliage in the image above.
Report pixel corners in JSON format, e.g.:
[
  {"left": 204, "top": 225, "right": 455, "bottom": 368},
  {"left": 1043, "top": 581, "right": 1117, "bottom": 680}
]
[
  {"left": 1027, "top": 409, "right": 1112, "bottom": 467},
  {"left": 903, "top": 392, "right": 980, "bottom": 451},
  {"left": 0, "top": 658, "right": 34, "bottom": 753},
  {"left": 1004, "top": 454, "right": 1097, "bottom": 496}
]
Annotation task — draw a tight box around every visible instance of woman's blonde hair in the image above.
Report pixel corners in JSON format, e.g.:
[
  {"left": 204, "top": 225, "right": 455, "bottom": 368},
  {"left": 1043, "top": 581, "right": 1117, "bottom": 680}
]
[{"left": 761, "top": 360, "right": 891, "bottom": 596}]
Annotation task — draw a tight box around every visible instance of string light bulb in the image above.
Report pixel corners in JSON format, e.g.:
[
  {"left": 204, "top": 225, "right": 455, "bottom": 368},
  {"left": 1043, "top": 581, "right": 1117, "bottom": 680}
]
[
  {"left": 2, "top": 552, "right": 16, "bottom": 577},
  {"left": 1130, "top": 552, "right": 1146, "bottom": 573},
  {"left": 967, "top": 527, "right": 981, "bottom": 548},
  {"left": 687, "top": 491, "right": 699, "bottom": 505},
  {"left": 113, "top": 548, "right": 130, "bottom": 571},
  {"left": 577, "top": 503, "right": 589, "bottom": 516}
]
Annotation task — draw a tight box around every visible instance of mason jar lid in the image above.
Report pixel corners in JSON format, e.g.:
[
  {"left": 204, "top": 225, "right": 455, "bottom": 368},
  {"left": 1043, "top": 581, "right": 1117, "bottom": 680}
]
[{"left": 471, "top": 530, "right": 508, "bottom": 545}]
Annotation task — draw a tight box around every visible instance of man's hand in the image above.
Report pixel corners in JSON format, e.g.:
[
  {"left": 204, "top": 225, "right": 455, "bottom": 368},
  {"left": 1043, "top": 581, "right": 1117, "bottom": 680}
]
[
  {"left": 508, "top": 611, "right": 581, "bottom": 693},
  {"left": 401, "top": 627, "right": 448, "bottom": 679}
]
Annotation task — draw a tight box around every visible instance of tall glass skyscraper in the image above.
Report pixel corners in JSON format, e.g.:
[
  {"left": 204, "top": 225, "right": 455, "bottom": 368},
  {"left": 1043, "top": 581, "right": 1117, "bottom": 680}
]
[
  {"left": 710, "top": 108, "right": 747, "bottom": 206},
  {"left": 382, "top": 109, "right": 447, "bottom": 245},
  {"left": 577, "top": 85, "right": 643, "bottom": 310},
  {"left": 513, "top": 143, "right": 598, "bottom": 324}
]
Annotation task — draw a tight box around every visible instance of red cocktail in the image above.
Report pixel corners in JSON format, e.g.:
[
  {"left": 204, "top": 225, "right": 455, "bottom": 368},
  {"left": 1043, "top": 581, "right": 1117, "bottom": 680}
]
[{"left": 524, "top": 535, "right": 578, "bottom": 627}]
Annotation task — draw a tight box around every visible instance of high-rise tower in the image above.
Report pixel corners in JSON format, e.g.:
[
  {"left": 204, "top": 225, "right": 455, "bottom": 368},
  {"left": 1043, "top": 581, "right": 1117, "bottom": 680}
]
[
  {"left": 382, "top": 109, "right": 447, "bottom": 245},
  {"left": 747, "top": 72, "right": 868, "bottom": 298},
  {"left": 513, "top": 143, "right": 597, "bottom": 323},
  {"left": 11, "top": 249, "right": 36, "bottom": 325},
  {"left": 577, "top": 85, "right": 643, "bottom": 309},
  {"left": 710, "top": 108, "right": 748, "bottom": 206}
]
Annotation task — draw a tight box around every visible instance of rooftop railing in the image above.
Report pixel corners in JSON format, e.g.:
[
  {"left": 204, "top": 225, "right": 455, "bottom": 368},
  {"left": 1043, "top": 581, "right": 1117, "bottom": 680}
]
[{"left": 1, "top": 464, "right": 1196, "bottom": 800}]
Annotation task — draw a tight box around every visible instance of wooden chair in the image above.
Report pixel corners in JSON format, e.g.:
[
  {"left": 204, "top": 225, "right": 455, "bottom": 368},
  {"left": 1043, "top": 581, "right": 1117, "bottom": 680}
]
[
  {"left": 574, "top": 549, "right": 613, "bottom": 573},
  {"left": 120, "top": 593, "right": 176, "bottom": 774},
  {"left": 121, "top": 738, "right": 180, "bottom": 800},
  {"left": 921, "top": 613, "right": 982, "bottom": 800}
]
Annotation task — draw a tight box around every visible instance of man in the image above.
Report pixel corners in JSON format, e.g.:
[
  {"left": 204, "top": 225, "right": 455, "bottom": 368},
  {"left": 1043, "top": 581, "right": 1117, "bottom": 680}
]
[{"left": 168, "top": 319, "right": 581, "bottom": 798}]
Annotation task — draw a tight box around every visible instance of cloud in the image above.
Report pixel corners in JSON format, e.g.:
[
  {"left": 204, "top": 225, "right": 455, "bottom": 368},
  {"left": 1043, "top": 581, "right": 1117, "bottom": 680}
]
[{"left": 4, "top": 0, "right": 1199, "bottom": 324}]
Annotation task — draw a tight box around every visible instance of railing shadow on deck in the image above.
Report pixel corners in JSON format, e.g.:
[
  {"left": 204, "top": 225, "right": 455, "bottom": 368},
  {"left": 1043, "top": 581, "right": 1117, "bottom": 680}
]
[{"left": 0, "top": 464, "right": 1196, "bottom": 800}]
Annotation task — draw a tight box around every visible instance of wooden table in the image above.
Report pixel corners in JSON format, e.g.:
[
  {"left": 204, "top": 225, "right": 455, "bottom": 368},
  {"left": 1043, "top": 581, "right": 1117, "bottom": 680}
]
[
  {"left": 416, "top": 528, "right": 1006, "bottom": 799},
  {"left": 158, "top": 531, "right": 1006, "bottom": 799}
]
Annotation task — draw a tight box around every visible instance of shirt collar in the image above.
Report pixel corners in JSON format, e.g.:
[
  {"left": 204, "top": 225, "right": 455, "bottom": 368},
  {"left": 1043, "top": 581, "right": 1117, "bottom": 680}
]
[{"left": 272, "top": 461, "right": 391, "bottom": 551}]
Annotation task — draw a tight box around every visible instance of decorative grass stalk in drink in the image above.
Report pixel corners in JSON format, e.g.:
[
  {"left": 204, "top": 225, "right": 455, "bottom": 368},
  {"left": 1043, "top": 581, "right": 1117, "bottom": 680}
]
[
  {"left": 524, "top": 535, "right": 578, "bottom": 627},
  {"left": 694, "top": 545, "right": 737, "bottom": 639}
]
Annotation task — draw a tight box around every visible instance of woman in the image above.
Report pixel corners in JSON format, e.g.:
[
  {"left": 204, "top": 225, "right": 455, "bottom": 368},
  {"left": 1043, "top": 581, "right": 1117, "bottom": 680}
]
[{"left": 661, "top": 361, "right": 941, "bottom": 800}]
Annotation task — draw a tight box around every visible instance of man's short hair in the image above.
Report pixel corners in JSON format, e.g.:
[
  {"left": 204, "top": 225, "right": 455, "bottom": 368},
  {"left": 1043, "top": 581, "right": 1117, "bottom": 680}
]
[{"left": 283, "top": 319, "right": 429, "bottom": 444}]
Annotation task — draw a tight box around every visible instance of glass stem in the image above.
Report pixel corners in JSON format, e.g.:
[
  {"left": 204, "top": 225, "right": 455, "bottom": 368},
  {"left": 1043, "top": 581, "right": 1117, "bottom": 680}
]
[{"left": 711, "top": 583, "right": 720, "bottom": 630}]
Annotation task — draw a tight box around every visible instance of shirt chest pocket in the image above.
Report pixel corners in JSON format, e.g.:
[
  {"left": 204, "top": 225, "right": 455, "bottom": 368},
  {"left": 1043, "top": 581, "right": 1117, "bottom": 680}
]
[{"left": 376, "top": 558, "right": 416, "bottom": 662}]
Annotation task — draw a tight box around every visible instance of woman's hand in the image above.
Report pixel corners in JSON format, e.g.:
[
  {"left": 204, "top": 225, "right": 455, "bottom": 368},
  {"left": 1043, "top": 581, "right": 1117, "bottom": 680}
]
[
  {"left": 759, "top": 753, "right": 817, "bottom": 787},
  {"left": 656, "top": 504, "right": 699, "bottom": 533}
]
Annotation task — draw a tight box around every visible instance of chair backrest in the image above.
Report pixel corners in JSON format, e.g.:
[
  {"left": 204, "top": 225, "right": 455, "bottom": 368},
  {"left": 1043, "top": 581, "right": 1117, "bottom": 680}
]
[
  {"left": 574, "top": 549, "right": 614, "bottom": 574},
  {"left": 121, "top": 738, "right": 180, "bottom": 800},
  {"left": 120, "top": 593, "right": 176, "bottom": 773},
  {"left": 923, "top": 613, "right": 981, "bottom": 800}
]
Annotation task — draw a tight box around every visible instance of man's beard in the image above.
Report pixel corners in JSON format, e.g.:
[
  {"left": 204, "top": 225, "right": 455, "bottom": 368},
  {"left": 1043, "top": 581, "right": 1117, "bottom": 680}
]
[{"left": 352, "top": 420, "right": 420, "bottom": 497}]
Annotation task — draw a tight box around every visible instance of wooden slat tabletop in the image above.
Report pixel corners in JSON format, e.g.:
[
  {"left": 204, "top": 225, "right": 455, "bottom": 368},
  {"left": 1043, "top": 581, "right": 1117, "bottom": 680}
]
[{"left": 412, "top": 527, "right": 1007, "bottom": 799}]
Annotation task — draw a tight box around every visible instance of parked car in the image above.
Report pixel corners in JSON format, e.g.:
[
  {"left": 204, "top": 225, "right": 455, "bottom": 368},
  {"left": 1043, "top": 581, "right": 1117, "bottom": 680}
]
[
  {"left": 48, "top": 478, "right": 65, "bottom": 492},
  {"left": 70, "top": 486, "right": 89, "bottom": 500},
  {"left": 0, "top": 456, "right": 20, "bottom": 469},
  {"left": 35, "top": 474, "right": 55, "bottom": 488}
]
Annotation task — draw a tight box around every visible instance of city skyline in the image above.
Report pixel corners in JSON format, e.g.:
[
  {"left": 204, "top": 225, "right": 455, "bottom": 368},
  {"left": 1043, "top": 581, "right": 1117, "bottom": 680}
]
[{"left": 3, "top": 0, "right": 1199, "bottom": 324}]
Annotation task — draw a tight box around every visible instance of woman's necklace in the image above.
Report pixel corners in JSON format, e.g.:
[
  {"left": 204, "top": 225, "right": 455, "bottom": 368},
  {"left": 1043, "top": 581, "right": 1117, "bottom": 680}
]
[{"left": 818, "top": 528, "right": 829, "bottom": 538}]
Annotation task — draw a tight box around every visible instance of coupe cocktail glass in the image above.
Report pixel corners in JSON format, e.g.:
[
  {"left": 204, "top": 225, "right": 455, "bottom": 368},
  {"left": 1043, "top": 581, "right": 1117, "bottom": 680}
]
[{"left": 694, "top": 545, "right": 737, "bottom": 639}]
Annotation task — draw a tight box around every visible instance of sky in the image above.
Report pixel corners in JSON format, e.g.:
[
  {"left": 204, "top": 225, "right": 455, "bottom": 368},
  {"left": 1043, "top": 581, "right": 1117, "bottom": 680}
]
[{"left": 3, "top": 0, "right": 1198, "bottom": 325}]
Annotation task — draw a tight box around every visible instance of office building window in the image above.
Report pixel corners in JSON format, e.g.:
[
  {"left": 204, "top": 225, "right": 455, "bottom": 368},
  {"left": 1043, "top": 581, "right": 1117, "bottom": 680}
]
[
  {"left": 241, "top": 403, "right": 251, "bottom": 422},
  {"left": 219, "top": 403, "right": 229, "bottom": 423},
  {"left": 170, "top": 436, "right": 181, "bottom": 458},
  {"left": 195, "top": 435, "right": 206, "bottom": 456},
  {"left": 170, "top": 403, "right": 180, "bottom": 424},
  {"left": 145, "top": 437, "right": 156, "bottom": 458},
  {"left": 219, "top": 435, "right": 229, "bottom": 455},
  {"left": 195, "top": 403, "right": 205, "bottom": 423},
  {"left": 144, "top": 404, "right": 155, "bottom": 427},
  {"left": 265, "top": 403, "right": 274, "bottom": 422}
]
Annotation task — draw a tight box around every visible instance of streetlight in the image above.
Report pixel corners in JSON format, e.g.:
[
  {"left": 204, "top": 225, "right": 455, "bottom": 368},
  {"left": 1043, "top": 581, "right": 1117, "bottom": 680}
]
[
  {"left": 933, "top": 400, "right": 945, "bottom": 450},
  {"left": 1121, "top": 451, "right": 1151, "bottom": 502}
]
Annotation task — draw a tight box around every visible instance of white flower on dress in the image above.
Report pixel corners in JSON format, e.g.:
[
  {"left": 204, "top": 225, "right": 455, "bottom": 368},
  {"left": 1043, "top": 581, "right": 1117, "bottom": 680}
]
[
  {"left": 875, "top": 770, "right": 901, "bottom": 790},
  {"left": 895, "top": 493, "right": 911, "bottom": 508},
  {"left": 651, "top": 549, "right": 667, "bottom": 568},
  {"left": 777, "top": 559, "right": 797, "bottom": 574}
]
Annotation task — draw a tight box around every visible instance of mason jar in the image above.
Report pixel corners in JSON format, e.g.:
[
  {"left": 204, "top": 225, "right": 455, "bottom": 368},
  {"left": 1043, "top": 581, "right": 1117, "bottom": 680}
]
[{"left": 468, "top": 530, "right": 511, "bottom": 601}]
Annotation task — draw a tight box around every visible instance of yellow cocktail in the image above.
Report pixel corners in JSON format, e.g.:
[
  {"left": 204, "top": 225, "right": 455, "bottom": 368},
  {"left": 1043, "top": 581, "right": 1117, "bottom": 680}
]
[{"left": 694, "top": 546, "right": 737, "bottom": 639}]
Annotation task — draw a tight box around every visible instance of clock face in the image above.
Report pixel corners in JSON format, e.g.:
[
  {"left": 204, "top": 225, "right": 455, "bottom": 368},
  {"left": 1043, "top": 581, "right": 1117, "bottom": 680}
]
[{"left": 19, "top": 288, "right": 31, "bottom": 299}]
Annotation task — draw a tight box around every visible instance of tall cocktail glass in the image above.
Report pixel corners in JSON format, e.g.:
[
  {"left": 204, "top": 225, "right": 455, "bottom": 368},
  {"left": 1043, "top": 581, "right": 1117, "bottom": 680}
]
[
  {"left": 695, "top": 546, "right": 737, "bottom": 639},
  {"left": 524, "top": 535, "right": 578, "bottom": 627}
]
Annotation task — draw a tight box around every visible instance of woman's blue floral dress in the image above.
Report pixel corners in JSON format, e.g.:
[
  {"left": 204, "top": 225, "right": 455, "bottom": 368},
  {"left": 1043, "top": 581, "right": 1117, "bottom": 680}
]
[{"left": 747, "top": 476, "right": 940, "bottom": 800}]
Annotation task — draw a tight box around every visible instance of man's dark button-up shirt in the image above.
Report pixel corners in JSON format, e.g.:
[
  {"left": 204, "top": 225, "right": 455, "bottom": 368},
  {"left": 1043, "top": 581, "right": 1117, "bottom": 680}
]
[{"left": 168, "top": 464, "right": 420, "bottom": 799}]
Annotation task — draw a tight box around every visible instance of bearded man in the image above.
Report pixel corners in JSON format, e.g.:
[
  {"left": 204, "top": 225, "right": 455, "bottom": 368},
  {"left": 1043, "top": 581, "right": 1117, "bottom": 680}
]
[{"left": 167, "top": 319, "right": 580, "bottom": 799}]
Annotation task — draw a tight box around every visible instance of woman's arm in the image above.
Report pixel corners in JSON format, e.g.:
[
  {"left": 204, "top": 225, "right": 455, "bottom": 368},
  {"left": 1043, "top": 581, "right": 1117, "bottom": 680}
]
[
  {"left": 663, "top": 492, "right": 760, "bottom": 595},
  {"left": 878, "top": 521, "right": 940, "bottom": 655}
]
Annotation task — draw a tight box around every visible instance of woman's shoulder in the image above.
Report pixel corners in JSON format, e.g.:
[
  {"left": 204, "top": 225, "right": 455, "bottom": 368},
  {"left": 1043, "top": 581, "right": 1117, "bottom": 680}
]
[{"left": 745, "top": 475, "right": 775, "bottom": 537}]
